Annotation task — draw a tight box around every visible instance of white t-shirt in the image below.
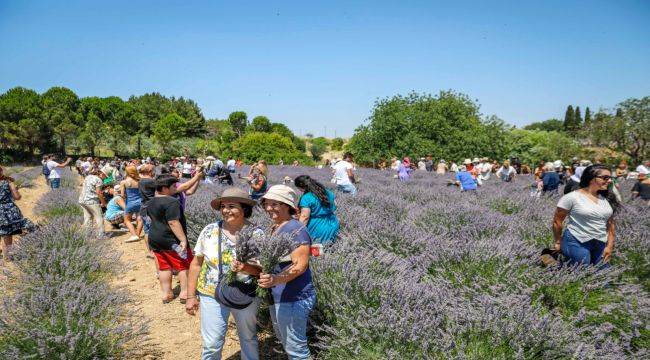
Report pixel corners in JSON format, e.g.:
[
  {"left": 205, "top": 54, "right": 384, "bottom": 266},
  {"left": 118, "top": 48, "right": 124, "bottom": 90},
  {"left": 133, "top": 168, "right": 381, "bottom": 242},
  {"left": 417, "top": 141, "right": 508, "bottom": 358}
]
[
  {"left": 333, "top": 160, "right": 353, "bottom": 185},
  {"left": 478, "top": 163, "right": 491, "bottom": 180},
  {"left": 557, "top": 191, "right": 613, "bottom": 243},
  {"left": 46, "top": 160, "right": 61, "bottom": 179},
  {"left": 182, "top": 162, "right": 192, "bottom": 174}
]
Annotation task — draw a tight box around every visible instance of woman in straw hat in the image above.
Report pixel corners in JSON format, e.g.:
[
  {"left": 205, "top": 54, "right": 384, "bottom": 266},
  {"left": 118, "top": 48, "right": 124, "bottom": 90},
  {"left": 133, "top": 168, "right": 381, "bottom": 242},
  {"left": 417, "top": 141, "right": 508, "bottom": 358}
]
[
  {"left": 257, "top": 185, "right": 316, "bottom": 360},
  {"left": 185, "top": 187, "right": 262, "bottom": 360}
]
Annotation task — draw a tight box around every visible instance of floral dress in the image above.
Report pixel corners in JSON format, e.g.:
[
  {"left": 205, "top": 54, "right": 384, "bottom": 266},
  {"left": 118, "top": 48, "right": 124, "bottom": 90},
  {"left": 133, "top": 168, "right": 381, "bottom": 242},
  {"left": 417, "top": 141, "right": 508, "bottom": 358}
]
[{"left": 0, "top": 180, "right": 34, "bottom": 236}]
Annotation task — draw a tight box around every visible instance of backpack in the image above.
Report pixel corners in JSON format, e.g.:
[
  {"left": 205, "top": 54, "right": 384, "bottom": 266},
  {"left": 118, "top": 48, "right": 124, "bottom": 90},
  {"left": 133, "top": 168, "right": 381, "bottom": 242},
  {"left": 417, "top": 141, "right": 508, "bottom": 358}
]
[{"left": 42, "top": 163, "right": 51, "bottom": 177}]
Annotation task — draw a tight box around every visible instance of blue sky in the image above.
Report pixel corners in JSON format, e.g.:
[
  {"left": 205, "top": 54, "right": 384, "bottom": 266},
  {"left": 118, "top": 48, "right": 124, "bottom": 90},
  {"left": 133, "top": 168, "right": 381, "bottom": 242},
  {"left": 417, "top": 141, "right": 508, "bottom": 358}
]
[{"left": 1, "top": 0, "right": 648, "bottom": 137}]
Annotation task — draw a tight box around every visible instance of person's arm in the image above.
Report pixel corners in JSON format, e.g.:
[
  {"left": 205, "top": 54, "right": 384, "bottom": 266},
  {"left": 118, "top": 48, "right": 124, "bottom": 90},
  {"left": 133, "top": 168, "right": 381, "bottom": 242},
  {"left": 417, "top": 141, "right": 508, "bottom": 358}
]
[
  {"left": 251, "top": 175, "right": 265, "bottom": 191},
  {"left": 56, "top": 158, "right": 72, "bottom": 168},
  {"left": 115, "top": 196, "right": 126, "bottom": 210},
  {"left": 347, "top": 168, "right": 356, "bottom": 184},
  {"left": 258, "top": 244, "right": 310, "bottom": 288},
  {"left": 168, "top": 219, "right": 188, "bottom": 251},
  {"left": 96, "top": 184, "right": 107, "bottom": 207},
  {"left": 185, "top": 255, "right": 204, "bottom": 315},
  {"left": 631, "top": 182, "right": 640, "bottom": 198},
  {"left": 603, "top": 217, "right": 615, "bottom": 262},
  {"left": 552, "top": 207, "right": 569, "bottom": 251},
  {"left": 119, "top": 182, "right": 126, "bottom": 198},
  {"left": 496, "top": 167, "right": 503, "bottom": 177},
  {"left": 9, "top": 182, "right": 21, "bottom": 201},
  {"left": 298, "top": 207, "right": 311, "bottom": 226},
  {"left": 175, "top": 170, "right": 202, "bottom": 193}
]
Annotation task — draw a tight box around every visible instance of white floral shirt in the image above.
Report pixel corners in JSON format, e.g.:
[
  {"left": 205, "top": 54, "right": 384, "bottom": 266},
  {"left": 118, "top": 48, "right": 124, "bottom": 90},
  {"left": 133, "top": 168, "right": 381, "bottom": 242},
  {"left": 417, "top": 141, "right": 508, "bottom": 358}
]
[{"left": 194, "top": 221, "right": 262, "bottom": 296}]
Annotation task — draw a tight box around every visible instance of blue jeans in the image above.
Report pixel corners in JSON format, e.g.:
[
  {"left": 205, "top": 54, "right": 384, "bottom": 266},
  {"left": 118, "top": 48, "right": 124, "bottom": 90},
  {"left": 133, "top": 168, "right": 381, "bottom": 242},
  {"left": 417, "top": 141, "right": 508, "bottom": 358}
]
[
  {"left": 336, "top": 183, "right": 357, "bottom": 195},
  {"left": 142, "top": 215, "right": 151, "bottom": 235},
  {"left": 49, "top": 178, "right": 61, "bottom": 189},
  {"left": 198, "top": 294, "right": 259, "bottom": 360},
  {"left": 269, "top": 294, "right": 316, "bottom": 360},
  {"left": 561, "top": 230, "right": 608, "bottom": 266}
]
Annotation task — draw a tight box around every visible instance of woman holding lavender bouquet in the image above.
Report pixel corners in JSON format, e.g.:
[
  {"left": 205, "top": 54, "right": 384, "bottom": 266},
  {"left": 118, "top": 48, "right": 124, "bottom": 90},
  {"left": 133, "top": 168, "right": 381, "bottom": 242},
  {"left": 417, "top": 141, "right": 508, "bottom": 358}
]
[
  {"left": 257, "top": 185, "right": 316, "bottom": 360},
  {"left": 185, "top": 187, "right": 262, "bottom": 360}
]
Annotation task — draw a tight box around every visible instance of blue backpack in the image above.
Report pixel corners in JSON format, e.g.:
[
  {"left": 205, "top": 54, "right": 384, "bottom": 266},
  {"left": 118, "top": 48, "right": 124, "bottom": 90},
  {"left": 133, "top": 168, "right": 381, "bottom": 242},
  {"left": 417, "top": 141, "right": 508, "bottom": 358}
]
[{"left": 42, "top": 163, "right": 51, "bottom": 176}]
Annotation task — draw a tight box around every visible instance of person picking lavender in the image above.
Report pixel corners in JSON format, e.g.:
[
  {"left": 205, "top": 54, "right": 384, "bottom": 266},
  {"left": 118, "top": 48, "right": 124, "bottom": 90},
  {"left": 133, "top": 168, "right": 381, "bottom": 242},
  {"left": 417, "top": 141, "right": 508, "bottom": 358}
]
[
  {"left": 185, "top": 187, "right": 261, "bottom": 360},
  {"left": 257, "top": 184, "right": 316, "bottom": 360},
  {"left": 147, "top": 174, "right": 193, "bottom": 303},
  {"left": 553, "top": 165, "right": 619, "bottom": 266}
]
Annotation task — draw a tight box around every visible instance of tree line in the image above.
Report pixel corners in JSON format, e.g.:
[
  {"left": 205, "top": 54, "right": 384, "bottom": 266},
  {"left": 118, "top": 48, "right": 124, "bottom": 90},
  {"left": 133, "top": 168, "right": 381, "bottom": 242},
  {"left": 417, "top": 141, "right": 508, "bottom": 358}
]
[
  {"left": 348, "top": 92, "right": 649, "bottom": 166},
  {"left": 0, "top": 86, "right": 319, "bottom": 164}
]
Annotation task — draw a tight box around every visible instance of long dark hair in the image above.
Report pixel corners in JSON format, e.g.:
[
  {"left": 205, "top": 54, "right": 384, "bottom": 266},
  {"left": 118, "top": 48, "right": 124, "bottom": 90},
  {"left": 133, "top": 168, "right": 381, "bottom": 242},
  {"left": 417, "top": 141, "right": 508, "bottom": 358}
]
[
  {"left": 294, "top": 175, "right": 331, "bottom": 208},
  {"left": 579, "top": 164, "right": 620, "bottom": 214}
]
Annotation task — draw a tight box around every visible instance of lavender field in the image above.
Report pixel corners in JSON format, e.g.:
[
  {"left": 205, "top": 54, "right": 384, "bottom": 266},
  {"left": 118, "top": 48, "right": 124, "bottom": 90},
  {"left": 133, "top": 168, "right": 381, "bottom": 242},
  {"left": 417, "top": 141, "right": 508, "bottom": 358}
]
[{"left": 186, "top": 166, "right": 649, "bottom": 359}]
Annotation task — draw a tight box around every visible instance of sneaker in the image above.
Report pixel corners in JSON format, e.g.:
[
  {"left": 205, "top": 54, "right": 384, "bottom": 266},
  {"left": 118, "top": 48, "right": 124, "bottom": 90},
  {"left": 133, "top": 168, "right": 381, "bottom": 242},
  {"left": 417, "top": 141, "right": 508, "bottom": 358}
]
[{"left": 125, "top": 235, "right": 140, "bottom": 243}]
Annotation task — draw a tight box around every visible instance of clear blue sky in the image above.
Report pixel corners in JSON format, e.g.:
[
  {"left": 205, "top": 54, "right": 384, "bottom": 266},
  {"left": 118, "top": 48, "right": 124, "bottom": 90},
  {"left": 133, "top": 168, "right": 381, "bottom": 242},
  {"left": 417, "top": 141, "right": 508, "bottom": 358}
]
[{"left": 1, "top": 0, "right": 648, "bottom": 137}]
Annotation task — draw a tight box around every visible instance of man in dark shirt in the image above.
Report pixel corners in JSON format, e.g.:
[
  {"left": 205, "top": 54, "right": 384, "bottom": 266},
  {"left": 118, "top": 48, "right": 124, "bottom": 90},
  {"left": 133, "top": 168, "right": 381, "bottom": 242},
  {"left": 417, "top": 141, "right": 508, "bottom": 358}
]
[{"left": 148, "top": 174, "right": 193, "bottom": 303}]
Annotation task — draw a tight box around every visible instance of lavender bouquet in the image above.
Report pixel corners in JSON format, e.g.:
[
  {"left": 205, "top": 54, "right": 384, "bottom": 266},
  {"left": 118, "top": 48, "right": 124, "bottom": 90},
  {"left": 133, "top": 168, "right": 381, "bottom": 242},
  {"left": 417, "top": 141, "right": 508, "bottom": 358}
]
[
  {"left": 223, "top": 226, "right": 261, "bottom": 284},
  {"left": 252, "top": 229, "right": 298, "bottom": 300}
]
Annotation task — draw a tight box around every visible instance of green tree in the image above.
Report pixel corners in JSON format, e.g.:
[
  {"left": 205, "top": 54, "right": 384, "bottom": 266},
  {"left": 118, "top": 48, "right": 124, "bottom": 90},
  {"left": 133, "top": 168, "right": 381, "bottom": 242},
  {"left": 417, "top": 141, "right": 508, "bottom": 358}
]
[
  {"left": 249, "top": 116, "right": 273, "bottom": 132},
  {"left": 271, "top": 123, "right": 294, "bottom": 138},
  {"left": 523, "top": 119, "right": 564, "bottom": 132},
  {"left": 575, "top": 106, "right": 583, "bottom": 128},
  {"left": 309, "top": 137, "right": 330, "bottom": 161},
  {"left": 228, "top": 132, "right": 311, "bottom": 164},
  {"left": 563, "top": 105, "right": 575, "bottom": 132},
  {"left": 0, "top": 87, "right": 48, "bottom": 155},
  {"left": 509, "top": 129, "right": 581, "bottom": 165},
  {"left": 347, "top": 91, "right": 490, "bottom": 165},
  {"left": 153, "top": 113, "right": 187, "bottom": 154},
  {"left": 331, "top": 137, "right": 345, "bottom": 151},
  {"left": 41, "top": 87, "right": 80, "bottom": 155},
  {"left": 584, "top": 107, "right": 592, "bottom": 127},
  {"left": 76, "top": 97, "right": 106, "bottom": 156},
  {"left": 206, "top": 119, "right": 236, "bottom": 144},
  {"left": 228, "top": 111, "right": 248, "bottom": 137},
  {"left": 171, "top": 97, "right": 206, "bottom": 136}
]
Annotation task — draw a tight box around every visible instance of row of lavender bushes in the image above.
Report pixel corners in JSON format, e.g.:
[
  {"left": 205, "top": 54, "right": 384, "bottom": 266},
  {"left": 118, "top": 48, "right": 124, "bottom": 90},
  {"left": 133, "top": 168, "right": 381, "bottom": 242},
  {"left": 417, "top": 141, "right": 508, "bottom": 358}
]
[
  {"left": 0, "top": 168, "right": 149, "bottom": 359},
  {"left": 184, "top": 166, "right": 648, "bottom": 359}
]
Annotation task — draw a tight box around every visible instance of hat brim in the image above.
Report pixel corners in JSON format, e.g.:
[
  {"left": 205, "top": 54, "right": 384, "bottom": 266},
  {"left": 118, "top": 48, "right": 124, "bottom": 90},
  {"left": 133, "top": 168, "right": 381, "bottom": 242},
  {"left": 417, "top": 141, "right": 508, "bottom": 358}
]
[
  {"left": 261, "top": 193, "right": 296, "bottom": 209},
  {"left": 211, "top": 196, "right": 257, "bottom": 210}
]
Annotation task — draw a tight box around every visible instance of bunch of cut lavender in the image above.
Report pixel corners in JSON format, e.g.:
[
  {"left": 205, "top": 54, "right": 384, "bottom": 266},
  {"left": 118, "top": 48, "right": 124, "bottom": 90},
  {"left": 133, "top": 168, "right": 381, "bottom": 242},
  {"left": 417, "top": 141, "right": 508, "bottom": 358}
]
[
  {"left": 224, "top": 226, "right": 261, "bottom": 284},
  {"left": 252, "top": 228, "right": 298, "bottom": 299}
]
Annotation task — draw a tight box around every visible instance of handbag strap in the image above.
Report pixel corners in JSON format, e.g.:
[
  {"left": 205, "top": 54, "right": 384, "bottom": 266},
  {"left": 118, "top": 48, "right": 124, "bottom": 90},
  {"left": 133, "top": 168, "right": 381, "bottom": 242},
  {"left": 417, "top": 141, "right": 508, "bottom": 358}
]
[{"left": 217, "top": 221, "right": 223, "bottom": 282}]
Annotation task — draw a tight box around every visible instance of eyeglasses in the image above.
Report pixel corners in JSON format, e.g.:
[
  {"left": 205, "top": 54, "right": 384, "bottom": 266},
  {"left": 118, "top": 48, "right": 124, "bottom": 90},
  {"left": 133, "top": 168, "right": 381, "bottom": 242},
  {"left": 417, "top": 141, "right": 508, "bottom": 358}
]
[{"left": 595, "top": 175, "right": 612, "bottom": 181}]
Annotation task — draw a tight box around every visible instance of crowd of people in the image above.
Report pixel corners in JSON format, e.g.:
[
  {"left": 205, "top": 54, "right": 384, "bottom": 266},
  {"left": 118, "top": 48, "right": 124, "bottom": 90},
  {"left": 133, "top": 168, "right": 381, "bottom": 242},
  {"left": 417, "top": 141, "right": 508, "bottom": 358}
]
[{"left": 0, "top": 151, "right": 647, "bottom": 359}]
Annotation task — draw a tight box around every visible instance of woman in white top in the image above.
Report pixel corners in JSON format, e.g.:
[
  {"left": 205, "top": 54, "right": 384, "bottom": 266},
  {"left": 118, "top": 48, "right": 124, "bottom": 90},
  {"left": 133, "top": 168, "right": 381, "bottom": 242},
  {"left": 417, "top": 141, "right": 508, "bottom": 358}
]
[
  {"left": 552, "top": 165, "right": 620, "bottom": 266},
  {"left": 496, "top": 160, "right": 517, "bottom": 182}
]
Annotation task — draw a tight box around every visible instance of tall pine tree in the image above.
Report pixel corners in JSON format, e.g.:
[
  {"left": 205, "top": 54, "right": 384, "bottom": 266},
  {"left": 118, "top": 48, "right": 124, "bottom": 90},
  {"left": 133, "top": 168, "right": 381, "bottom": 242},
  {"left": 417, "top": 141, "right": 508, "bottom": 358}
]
[
  {"left": 563, "top": 105, "right": 575, "bottom": 131},
  {"left": 584, "top": 107, "right": 591, "bottom": 126},
  {"left": 574, "top": 106, "right": 583, "bottom": 129}
]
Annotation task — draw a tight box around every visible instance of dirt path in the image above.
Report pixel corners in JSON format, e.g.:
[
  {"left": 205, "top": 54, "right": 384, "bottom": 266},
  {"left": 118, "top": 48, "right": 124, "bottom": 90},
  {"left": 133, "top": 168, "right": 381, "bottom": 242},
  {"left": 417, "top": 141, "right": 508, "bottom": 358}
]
[{"left": 15, "top": 171, "right": 48, "bottom": 221}]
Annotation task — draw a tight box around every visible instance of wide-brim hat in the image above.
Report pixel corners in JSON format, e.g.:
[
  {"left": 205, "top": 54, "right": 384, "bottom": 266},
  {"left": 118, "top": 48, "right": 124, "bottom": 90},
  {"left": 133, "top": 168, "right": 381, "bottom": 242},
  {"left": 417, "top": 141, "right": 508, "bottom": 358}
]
[
  {"left": 472, "top": 157, "right": 480, "bottom": 163},
  {"left": 261, "top": 184, "right": 297, "bottom": 209},
  {"left": 463, "top": 159, "right": 472, "bottom": 165},
  {"left": 211, "top": 187, "right": 256, "bottom": 210},
  {"left": 206, "top": 156, "right": 216, "bottom": 161}
]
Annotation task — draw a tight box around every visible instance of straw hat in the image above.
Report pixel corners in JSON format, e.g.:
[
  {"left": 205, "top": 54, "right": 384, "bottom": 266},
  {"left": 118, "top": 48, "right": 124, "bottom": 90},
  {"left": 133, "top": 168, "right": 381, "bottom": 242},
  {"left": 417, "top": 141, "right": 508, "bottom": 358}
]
[
  {"left": 206, "top": 156, "right": 216, "bottom": 161},
  {"left": 210, "top": 187, "right": 256, "bottom": 210},
  {"left": 472, "top": 157, "right": 479, "bottom": 163},
  {"left": 261, "top": 185, "right": 298, "bottom": 209},
  {"left": 463, "top": 159, "right": 472, "bottom": 165}
]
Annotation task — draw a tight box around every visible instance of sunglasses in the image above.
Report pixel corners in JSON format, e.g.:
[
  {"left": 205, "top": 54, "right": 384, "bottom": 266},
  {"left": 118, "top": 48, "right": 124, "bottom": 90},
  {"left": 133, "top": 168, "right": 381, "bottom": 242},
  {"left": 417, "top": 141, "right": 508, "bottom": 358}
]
[{"left": 595, "top": 175, "right": 612, "bottom": 181}]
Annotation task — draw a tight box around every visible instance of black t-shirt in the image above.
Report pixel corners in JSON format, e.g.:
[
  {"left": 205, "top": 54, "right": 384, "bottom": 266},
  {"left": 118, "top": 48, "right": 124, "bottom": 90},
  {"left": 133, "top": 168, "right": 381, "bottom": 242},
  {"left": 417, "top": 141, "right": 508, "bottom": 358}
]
[
  {"left": 139, "top": 178, "right": 156, "bottom": 216},
  {"left": 632, "top": 181, "right": 650, "bottom": 200},
  {"left": 147, "top": 196, "right": 185, "bottom": 251}
]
